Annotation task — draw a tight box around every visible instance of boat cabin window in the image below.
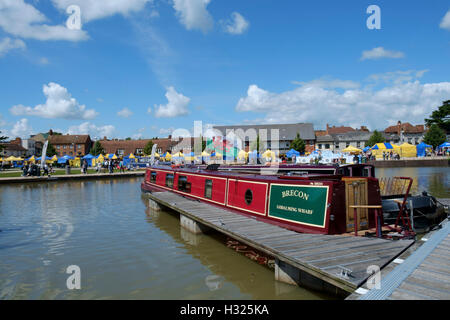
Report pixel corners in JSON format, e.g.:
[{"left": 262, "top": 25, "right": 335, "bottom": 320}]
[
  {"left": 150, "top": 171, "right": 157, "bottom": 183},
  {"left": 178, "top": 175, "right": 191, "bottom": 193},
  {"left": 245, "top": 189, "right": 253, "bottom": 205},
  {"left": 204, "top": 179, "right": 213, "bottom": 199},
  {"left": 165, "top": 174, "right": 174, "bottom": 188}
]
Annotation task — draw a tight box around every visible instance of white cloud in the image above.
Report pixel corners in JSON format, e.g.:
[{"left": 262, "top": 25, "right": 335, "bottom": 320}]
[
  {"left": 440, "top": 10, "right": 450, "bottom": 30},
  {"left": 154, "top": 86, "right": 190, "bottom": 118},
  {"left": 117, "top": 107, "right": 133, "bottom": 118},
  {"left": 223, "top": 12, "right": 249, "bottom": 35},
  {"left": 0, "top": 37, "right": 26, "bottom": 57},
  {"left": 235, "top": 78, "right": 450, "bottom": 130},
  {"left": 67, "top": 122, "right": 116, "bottom": 139},
  {"left": 292, "top": 78, "right": 360, "bottom": 90},
  {"left": 0, "top": 0, "right": 88, "bottom": 41},
  {"left": 361, "top": 47, "right": 405, "bottom": 60},
  {"left": 0, "top": 113, "right": 6, "bottom": 127},
  {"left": 38, "top": 57, "right": 49, "bottom": 65},
  {"left": 173, "top": 0, "right": 213, "bottom": 33},
  {"left": 51, "top": 0, "right": 152, "bottom": 22},
  {"left": 368, "top": 70, "right": 429, "bottom": 85},
  {"left": 10, "top": 118, "right": 33, "bottom": 138},
  {"left": 10, "top": 82, "right": 98, "bottom": 120}
]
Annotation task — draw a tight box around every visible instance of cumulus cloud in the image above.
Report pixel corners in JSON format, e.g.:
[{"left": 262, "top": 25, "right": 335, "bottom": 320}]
[
  {"left": 154, "top": 87, "right": 190, "bottom": 118},
  {"left": 223, "top": 12, "right": 249, "bottom": 35},
  {"left": 440, "top": 10, "right": 450, "bottom": 30},
  {"left": 235, "top": 77, "right": 450, "bottom": 130},
  {"left": 10, "top": 118, "right": 33, "bottom": 138},
  {"left": 67, "top": 122, "right": 116, "bottom": 139},
  {"left": 51, "top": 0, "right": 152, "bottom": 22},
  {"left": 361, "top": 47, "right": 405, "bottom": 60},
  {"left": 0, "top": 37, "right": 26, "bottom": 57},
  {"left": 0, "top": 0, "right": 88, "bottom": 41},
  {"left": 173, "top": 0, "right": 214, "bottom": 33},
  {"left": 117, "top": 107, "right": 133, "bottom": 118},
  {"left": 10, "top": 82, "right": 98, "bottom": 120}
]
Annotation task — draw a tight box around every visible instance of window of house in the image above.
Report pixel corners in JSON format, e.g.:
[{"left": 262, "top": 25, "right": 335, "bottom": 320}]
[
  {"left": 205, "top": 179, "right": 213, "bottom": 199},
  {"left": 77, "top": 145, "right": 82, "bottom": 149},
  {"left": 165, "top": 174, "right": 174, "bottom": 188},
  {"left": 150, "top": 171, "right": 157, "bottom": 183},
  {"left": 57, "top": 145, "right": 60, "bottom": 149},
  {"left": 136, "top": 148, "right": 143, "bottom": 155},
  {"left": 357, "top": 142, "right": 361, "bottom": 148},
  {"left": 318, "top": 144, "right": 322, "bottom": 149},
  {"left": 117, "top": 149, "right": 124, "bottom": 156},
  {"left": 335, "top": 143, "right": 339, "bottom": 149},
  {"left": 63, "top": 145, "right": 67, "bottom": 149},
  {"left": 178, "top": 176, "right": 191, "bottom": 193},
  {"left": 325, "top": 144, "right": 330, "bottom": 149}
]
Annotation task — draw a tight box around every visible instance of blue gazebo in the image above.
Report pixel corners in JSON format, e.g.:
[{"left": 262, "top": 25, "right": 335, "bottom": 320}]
[
  {"left": 416, "top": 142, "right": 432, "bottom": 157},
  {"left": 286, "top": 149, "right": 300, "bottom": 158}
]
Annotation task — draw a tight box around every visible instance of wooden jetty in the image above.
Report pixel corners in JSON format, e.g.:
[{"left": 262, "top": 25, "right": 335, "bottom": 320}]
[
  {"left": 348, "top": 218, "right": 450, "bottom": 300},
  {"left": 144, "top": 191, "right": 415, "bottom": 297}
]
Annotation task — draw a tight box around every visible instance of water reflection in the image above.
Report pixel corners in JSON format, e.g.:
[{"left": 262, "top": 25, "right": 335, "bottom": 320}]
[
  {"left": 376, "top": 166, "right": 449, "bottom": 198},
  {"left": 142, "top": 197, "right": 329, "bottom": 300},
  {"left": 0, "top": 178, "right": 328, "bottom": 300}
]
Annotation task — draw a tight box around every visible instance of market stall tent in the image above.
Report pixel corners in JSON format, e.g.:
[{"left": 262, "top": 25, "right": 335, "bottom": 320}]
[
  {"left": 399, "top": 143, "right": 417, "bottom": 158},
  {"left": 416, "top": 142, "right": 432, "bottom": 157}
]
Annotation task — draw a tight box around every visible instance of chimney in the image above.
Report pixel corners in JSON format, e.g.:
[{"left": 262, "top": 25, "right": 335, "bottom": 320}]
[
  {"left": 49, "top": 129, "right": 53, "bottom": 136},
  {"left": 326, "top": 124, "right": 329, "bottom": 135},
  {"left": 397, "top": 121, "right": 402, "bottom": 136}
]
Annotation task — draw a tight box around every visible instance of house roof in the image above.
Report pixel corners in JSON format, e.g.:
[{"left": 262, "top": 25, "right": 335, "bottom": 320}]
[
  {"left": 1, "top": 143, "right": 27, "bottom": 152},
  {"left": 49, "top": 134, "right": 91, "bottom": 144},
  {"left": 99, "top": 138, "right": 178, "bottom": 155},
  {"left": 385, "top": 122, "right": 425, "bottom": 134},
  {"left": 213, "top": 123, "right": 315, "bottom": 141}
]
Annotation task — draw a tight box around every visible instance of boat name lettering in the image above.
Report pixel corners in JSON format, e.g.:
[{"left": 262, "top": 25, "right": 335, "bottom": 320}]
[{"left": 281, "top": 189, "right": 310, "bottom": 201}]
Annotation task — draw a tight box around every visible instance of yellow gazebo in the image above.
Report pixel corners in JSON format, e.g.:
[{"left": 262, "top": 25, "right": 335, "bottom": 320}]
[
  {"left": 262, "top": 149, "right": 276, "bottom": 159},
  {"left": 154, "top": 152, "right": 160, "bottom": 158},
  {"left": 164, "top": 152, "right": 172, "bottom": 161},
  {"left": 50, "top": 155, "right": 58, "bottom": 162},
  {"left": 6, "top": 156, "right": 24, "bottom": 162},
  {"left": 238, "top": 149, "right": 248, "bottom": 160},
  {"left": 342, "top": 146, "right": 362, "bottom": 154},
  {"left": 173, "top": 152, "right": 184, "bottom": 158},
  {"left": 399, "top": 143, "right": 417, "bottom": 157},
  {"left": 128, "top": 153, "right": 136, "bottom": 159}
]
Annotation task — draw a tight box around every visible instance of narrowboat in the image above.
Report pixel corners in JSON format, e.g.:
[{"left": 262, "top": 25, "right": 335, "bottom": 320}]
[{"left": 141, "top": 164, "right": 384, "bottom": 235}]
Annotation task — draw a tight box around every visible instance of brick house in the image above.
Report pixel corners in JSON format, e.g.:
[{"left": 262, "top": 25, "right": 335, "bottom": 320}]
[
  {"left": 384, "top": 121, "right": 426, "bottom": 145},
  {"left": 1, "top": 138, "right": 28, "bottom": 158},
  {"left": 49, "top": 134, "right": 92, "bottom": 157}
]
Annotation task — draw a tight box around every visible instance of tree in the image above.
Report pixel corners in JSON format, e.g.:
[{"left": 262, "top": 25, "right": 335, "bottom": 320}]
[
  {"left": 90, "top": 141, "right": 104, "bottom": 156},
  {"left": 424, "top": 124, "right": 446, "bottom": 149},
  {"left": 367, "top": 130, "right": 385, "bottom": 147},
  {"left": 425, "top": 100, "right": 450, "bottom": 134},
  {"left": 46, "top": 143, "right": 57, "bottom": 157},
  {"left": 125, "top": 137, "right": 131, "bottom": 140},
  {"left": 0, "top": 131, "right": 8, "bottom": 153},
  {"left": 290, "top": 133, "right": 306, "bottom": 153},
  {"left": 143, "top": 140, "right": 154, "bottom": 155},
  {"left": 249, "top": 134, "right": 266, "bottom": 152}
]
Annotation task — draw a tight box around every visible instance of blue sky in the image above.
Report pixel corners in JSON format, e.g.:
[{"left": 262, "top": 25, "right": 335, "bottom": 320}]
[{"left": 0, "top": 0, "right": 449, "bottom": 140}]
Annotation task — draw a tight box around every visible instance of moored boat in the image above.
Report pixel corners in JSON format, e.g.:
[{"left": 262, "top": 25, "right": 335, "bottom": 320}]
[{"left": 141, "top": 164, "right": 384, "bottom": 235}]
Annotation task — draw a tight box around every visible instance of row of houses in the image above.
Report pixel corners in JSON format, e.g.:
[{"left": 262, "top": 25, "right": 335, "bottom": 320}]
[{"left": 1, "top": 121, "right": 429, "bottom": 158}]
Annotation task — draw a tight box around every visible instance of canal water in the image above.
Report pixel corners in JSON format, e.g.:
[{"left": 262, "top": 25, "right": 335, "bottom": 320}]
[
  {"left": 0, "top": 178, "right": 328, "bottom": 300},
  {"left": 1, "top": 166, "right": 447, "bottom": 300}
]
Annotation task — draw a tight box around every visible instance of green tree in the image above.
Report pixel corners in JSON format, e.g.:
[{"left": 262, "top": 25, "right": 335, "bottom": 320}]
[
  {"left": 424, "top": 124, "right": 446, "bottom": 149},
  {"left": 425, "top": 100, "right": 450, "bottom": 134},
  {"left": 249, "top": 134, "right": 266, "bottom": 152},
  {"left": 290, "top": 133, "right": 306, "bottom": 153},
  {"left": 46, "top": 143, "right": 57, "bottom": 157},
  {"left": 90, "top": 141, "right": 104, "bottom": 156},
  {"left": 125, "top": 137, "right": 131, "bottom": 140},
  {"left": 0, "top": 131, "right": 8, "bottom": 153},
  {"left": 367, "top": 130, "right": 385, "bottom": 147},
  {"left": 143, "top": 140, "right": 154, "bottom": 155}
]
